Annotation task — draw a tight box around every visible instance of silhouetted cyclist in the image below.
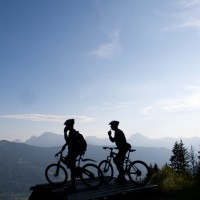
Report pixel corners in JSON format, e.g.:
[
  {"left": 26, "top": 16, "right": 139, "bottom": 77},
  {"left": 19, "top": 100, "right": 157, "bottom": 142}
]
[
  {"left": 61, "top": 119, "right": 83, "bottom": 192},
  {"left": 108, "top": 120, "right": 131, "bottom": 184}
]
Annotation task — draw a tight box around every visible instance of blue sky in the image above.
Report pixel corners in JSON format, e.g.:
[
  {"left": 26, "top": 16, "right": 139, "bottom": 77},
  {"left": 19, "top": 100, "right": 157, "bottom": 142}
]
[{"left": 1, "top": 0, "right": 200, "bottom": 141}]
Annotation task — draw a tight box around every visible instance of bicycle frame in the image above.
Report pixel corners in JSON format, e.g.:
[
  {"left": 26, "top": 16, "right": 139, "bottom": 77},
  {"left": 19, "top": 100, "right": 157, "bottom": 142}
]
[
  {"left": 75, "top": 156, "right": 97, "bottom": 178},
  {"left": 58, "top": 151, "right": 99, "bottom": 177},
  {"left": 46, "top": 150, "right": 103, "bottom": 188},
  {"left": 103, "top": 147, "right": 135, "bottom": 173},
  {"left": 76, "top": 155, "right": 97, "bottom": 167},
  {"left": 124, "top": 149, "right": 136, "bottom": 173},
  {"left": 103, "top": 147, "right": 117, "bottom": 163},
  {"left": 56, "top": 150, "right": 97, "bottom": 168},
  {"left": 100, "top": 146, "right": 150, "bottom": 185}
]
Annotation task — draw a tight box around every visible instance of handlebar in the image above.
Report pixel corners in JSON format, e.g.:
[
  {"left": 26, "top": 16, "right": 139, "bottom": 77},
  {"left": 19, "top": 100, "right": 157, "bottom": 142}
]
[
  {"left": 103, "top": 146, "right": 118, "bottom": 150},
  {"left": 55, "top": 150, "right": 62, "bottom": 157},
  {"left": 102, "top": 146, "right": 136, "bottom": 152}
]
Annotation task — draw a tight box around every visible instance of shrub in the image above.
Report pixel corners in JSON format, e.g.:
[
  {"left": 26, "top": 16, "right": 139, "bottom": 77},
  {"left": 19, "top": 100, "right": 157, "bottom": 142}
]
[{"left": 150, "top": 165, "right": 195, "bottom": 193}]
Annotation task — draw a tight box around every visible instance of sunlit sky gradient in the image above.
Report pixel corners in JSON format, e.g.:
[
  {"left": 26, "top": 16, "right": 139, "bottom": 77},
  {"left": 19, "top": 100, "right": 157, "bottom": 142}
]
[{"left": 1, "top": 0, "right": 200, "bottom": 141}]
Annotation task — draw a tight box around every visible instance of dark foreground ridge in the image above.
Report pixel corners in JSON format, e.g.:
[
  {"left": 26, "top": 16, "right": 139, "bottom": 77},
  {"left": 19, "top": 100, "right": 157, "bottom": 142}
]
[{"left": 29, "top": 179, "right": 159, "bottom": 200}]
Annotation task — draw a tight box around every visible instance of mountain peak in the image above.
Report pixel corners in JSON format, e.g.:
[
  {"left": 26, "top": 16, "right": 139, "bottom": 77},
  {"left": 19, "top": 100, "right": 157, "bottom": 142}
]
[
  {"left": 129, "top": 133, "right": 148, "bottom": 140},
  {"left": 0, "top": 140, "right": 11, "bottom": 145},
  {"left": 25, "top": 132, "right": 63, "bottom": 147}
]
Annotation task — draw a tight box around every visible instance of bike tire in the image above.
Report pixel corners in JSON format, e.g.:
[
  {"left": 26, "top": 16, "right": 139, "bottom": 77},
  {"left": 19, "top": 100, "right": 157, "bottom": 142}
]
[
  {"left": 99, "top": 160, "right": 114, "bottom": 183},
  {"left": 45, "top": 163, "right": 68, "bottom": 185},
  {"left": 80, "top": 163, "right": 103, "bottom": 188},
  {"left": 128, "top": 160, "right": 150, "bottom": 186}
]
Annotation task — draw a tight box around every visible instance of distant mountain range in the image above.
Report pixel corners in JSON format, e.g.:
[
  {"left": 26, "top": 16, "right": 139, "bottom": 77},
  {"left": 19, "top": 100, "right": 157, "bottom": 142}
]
[
  {"left": 0, "top": 139, "right": 172, "bottom": 200},
  {"left": 0, "top": 140, "right": 171, "bottom": 200},
  {"left": 22, "top": 132, "right": 200, "bottom": 150},
  {"left": 3, "top": 131, "right": 200, "bottom": 200},
  {"left": 2, "top": 132, "right": 199, "bottom": 199}
]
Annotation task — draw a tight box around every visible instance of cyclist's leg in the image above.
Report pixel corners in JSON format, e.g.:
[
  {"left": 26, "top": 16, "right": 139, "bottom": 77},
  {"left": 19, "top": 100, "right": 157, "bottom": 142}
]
[
  {"left": 114, "top": 149, "right": 127, "bottom": 182},
  {"left": 67, "top": 153, "right": 78, "bottom": 191}
]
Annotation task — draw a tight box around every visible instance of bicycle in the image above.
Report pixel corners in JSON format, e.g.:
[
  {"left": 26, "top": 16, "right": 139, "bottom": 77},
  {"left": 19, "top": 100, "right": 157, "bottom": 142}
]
[
  {"left": 99, "top": 146, "right": 151, "bottom": 186},
  {"left": 45, "top": 150, "right": 103, "bottom": 188}
]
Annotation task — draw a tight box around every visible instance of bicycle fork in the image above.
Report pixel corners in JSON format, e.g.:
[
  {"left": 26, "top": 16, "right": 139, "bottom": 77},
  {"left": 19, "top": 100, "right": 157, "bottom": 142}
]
[
  {"left": 103, "top": 162, "right": 110, "bottom": 173},
  {"left": 55, "top": 161, "right": 62, "bottom": 177},
  {"left": 103, "top": 158, "right": 112, "bottom": 173}
]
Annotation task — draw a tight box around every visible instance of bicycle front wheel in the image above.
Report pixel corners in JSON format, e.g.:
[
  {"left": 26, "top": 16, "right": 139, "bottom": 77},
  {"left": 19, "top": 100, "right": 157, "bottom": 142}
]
[
  {"left": 45, "top": 163, "right": 68, "bottom": 185},
  {"left": 128, "top": 160, "right": 150, "bottom": 186},
  {"left": 99, "top": 160, "right": 113, "bottom": 183},
  {"left": 81, "top": 163, "right": 103, "bottom": 188}
]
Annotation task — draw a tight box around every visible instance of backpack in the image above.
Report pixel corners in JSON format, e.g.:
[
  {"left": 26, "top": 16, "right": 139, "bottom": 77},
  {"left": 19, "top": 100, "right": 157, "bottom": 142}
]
[{"left": 77, "top": 132, "right": 87, "bottom": 155}]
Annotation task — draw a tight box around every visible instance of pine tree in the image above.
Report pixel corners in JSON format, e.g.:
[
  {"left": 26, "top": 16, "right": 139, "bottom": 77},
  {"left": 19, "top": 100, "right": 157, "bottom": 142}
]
[
  {"left": 196, "top": 150, "right": 200, "bottom": 182},
  {"left": 189, "top": 145, "right": 197, "bottom": 175},
  {"left": 153, "top": 163, "right": 159, "bottom": 173},
  {"left": 170, "top": 140, "right": 190, "bottom": 172}
]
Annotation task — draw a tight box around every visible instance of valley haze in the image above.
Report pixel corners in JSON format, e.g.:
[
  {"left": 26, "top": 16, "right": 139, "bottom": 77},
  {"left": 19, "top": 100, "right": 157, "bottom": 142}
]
[{"left": 21, "top": 132, "right": 200, "bottom": 151}]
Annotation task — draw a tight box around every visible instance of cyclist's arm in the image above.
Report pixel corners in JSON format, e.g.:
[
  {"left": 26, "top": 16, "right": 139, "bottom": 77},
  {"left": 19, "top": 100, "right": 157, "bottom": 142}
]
[
  {"left": 62, "top": 127, "right": 69, "bottom": 151},
  {"left": 108, "top": 134, "right": 115, "bottom": 143},
  {"left": 108, "top": 130, "right": 115, "bottom": 143},
  {"left": 64, "top": 126, "right": 68, "bottom": 142},
  {"left": 61, "top": 143, "right": 67, "bottom": 151}
]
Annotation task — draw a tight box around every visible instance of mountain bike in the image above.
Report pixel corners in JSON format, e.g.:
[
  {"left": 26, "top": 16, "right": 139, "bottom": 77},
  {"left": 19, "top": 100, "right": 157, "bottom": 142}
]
[
  {"left": 99, "top": 147, "right": 151, "bottom": 186},
  {"left": 45, "top": 150, "right": 103, "bottom": 188}
]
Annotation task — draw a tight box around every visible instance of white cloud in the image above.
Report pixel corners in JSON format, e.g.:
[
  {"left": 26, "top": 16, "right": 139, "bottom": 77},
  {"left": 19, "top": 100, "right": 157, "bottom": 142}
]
[
  {"left": 0, "top": 114, "right": 94, "bottom": 123},
  {"left": 167, "top": 18, "right": 200, "bottom": 31},
  {"left": 141, "top": 106, "right": 157, "bottom": 115},
  {"left": 89, "top": 30, "right": 121, "bottom": 58},
  {"left": 177, "top": 0, "right": 200, "bottom": 8},
  {"left": 141, "top": 86, "right": 200, "bottom": 115},
  {"left": 164, "top": 0, "right": 200, "bottom": 32}
]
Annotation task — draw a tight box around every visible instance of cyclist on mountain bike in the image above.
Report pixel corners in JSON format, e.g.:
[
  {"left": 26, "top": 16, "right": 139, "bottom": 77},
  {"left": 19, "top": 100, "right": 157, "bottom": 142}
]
[
  {"left": 108, "top": 120, "right": 131, "bottom": 184},
  {"left": 61, "top": 119, "right": 85, "bottom": 192}
]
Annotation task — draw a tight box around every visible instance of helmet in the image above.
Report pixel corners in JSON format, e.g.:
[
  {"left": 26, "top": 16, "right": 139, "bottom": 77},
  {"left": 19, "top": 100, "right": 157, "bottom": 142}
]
[
  {"left": 64, "top": 119, "right": 75, "bottom": 126},
  {"left": 109, "top": 120, "right": 119, "bottom": 126}
]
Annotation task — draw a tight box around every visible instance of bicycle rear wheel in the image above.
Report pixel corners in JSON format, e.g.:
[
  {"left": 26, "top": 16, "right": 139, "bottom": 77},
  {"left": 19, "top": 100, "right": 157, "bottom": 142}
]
[
  {"left": 45, "top": 163, "right": 68, "bottom": 185},
  {"left": 99, "top": 160, "right": 113, "bottom": 183},
  {"left": 128, "top": 160, "right": 150, "bottom": 186},
  {"left": 81, "top": 163, "right": 103, "bottom": 188}
]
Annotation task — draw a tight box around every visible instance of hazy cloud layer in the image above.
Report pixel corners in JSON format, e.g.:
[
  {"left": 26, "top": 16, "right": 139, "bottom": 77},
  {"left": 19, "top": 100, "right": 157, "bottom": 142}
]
[
  {"left": 142, "top": 86, "right": 200, "bottom": 115},
  {"left": 178, "top": 0, "right": 200, "bottom": 8},
  {"left": 0, "top": 114, "right": 94, "bottom": 123},
  {"left": 164, "top": 0, "right": 200, "bottom": 32}
]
